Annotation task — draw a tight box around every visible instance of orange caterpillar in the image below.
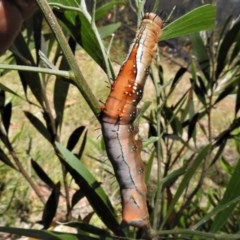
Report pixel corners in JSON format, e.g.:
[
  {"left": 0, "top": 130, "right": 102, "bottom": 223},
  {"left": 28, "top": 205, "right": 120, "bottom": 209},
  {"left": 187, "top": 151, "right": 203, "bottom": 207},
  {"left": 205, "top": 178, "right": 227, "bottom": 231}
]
[
  {"left": 101, "top": 13, "right": 163, "bottom": 228},
  {"left": 0, "top": 0, "right": 37, "bottom": 55}
]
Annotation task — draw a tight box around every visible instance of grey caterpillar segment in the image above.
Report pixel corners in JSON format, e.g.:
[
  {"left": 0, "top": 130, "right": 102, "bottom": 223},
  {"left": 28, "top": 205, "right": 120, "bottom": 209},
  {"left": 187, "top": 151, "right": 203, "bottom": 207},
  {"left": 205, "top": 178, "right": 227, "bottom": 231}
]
[
  {"left": 101, "top": 12, "right": 163, "bottom": 228},
  {"left": 102, "top": 123, "right": 145, "bottom": 190},
  {"left": 101, "top": 122, "right": 148, "bottom": 227}
]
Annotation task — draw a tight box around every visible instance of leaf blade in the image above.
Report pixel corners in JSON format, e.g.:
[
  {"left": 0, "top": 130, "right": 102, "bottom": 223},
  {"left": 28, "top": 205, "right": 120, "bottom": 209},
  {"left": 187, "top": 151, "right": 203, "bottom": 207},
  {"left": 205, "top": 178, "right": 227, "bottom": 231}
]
[{"left": 161, "top": 5, "right": 216, "bottom": 41}]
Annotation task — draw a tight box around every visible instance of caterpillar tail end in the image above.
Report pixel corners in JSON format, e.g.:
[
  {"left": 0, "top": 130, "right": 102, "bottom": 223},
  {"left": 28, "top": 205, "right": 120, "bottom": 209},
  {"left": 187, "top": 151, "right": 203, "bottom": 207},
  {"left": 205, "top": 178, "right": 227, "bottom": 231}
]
[{"left": 120, "top": 189, "right": 150, "bottom": 228}]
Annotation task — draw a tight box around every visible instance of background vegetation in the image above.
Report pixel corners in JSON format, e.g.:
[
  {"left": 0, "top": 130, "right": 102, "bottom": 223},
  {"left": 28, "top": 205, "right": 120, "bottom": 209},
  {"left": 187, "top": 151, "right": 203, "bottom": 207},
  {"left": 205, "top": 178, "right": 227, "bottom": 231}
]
[{"left": 0, "top": 0, "right": 240, "bottom": 239}]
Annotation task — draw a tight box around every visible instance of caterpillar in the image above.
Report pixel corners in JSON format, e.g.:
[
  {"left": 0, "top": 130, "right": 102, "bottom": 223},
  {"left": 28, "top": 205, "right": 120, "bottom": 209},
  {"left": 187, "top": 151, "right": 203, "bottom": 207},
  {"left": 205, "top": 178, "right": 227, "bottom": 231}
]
[
  {"left": 0, "top": 0, "right": 37, "bottom": 55},
  {"left": 101, "top": 13, "right": 163, "bottom": 228}
]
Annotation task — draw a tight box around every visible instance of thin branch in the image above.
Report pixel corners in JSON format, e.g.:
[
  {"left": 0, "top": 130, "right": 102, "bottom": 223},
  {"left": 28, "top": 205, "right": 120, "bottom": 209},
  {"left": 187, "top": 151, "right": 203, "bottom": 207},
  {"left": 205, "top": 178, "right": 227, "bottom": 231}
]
[
  {"left": 0, "top": 125, "right": 45, "bottom": 204},
  {"left": 35, "top": 0, "right": 100, "bottom": 119},
  {"left": 0, "top": 64, "right": 73, "bottom": 79}
]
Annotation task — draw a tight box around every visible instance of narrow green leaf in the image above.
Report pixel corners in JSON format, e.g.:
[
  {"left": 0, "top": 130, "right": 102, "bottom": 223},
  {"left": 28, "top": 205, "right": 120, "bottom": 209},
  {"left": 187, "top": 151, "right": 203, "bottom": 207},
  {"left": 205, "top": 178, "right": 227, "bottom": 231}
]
[
  {"left": 67, "top": 126, "right": 86, "bottom": 152},
  {"left": 230, "top": 32, "right": 240, "bottom": 64},
  {"left": 49, "top": 0, "right": 114, "bottom": 77},
  {"left": 216, "top": 20, "right": 240, "bottom": 79},
  {"left": 0, "top": 83, "right": 21, "bottom": 98},
  {"left": 163, "top": 144, "right": 211, "bottom": 226},
  {"left": 0, "top": 226, "right": 97, "bottom": 240},
  {"left": 214, "top": 83, "right": 236, "bottom": 104},
  {"left": 190, "top": 73, "right": 207, "bottom": 106},
  {"left": 95, "top": 0, "right": 127, "bottom": 21},
  {"left": 187, "top": 113, "right": 199, "bottom": 140},
  {"left": 13, "top": 34, "right": 44, "bottom": 106},
  {"left": 161, "top": 166, "right": 186, "bottom": 188},
  {"left": 24, "top": 111, "right": 51, "bottom": 143},
  {"left": 98, "top": 22, "right": 121, "bottom": 39},
  {"left": 162, "top": 106, "right": 182, "bottom": 135},
  {"left": 0, "top": 91, "right": 6, "bottom": 109},
  {"left": 169, "top": 67, "right": 187, "bottom": 96},
  {"left": 0, "top": 149, "right": 16, "bottom": 169},
  {"left": 71, "top": 189, "right": 84, "bottom": 208},
  {"left": 145, "top": 150, "right": 155, "bottom": 184},
  {"left": 192, "top": 195, "right": 240, "bottom": 231},
  {"left": 62, "top": 222, "right": 111, "bottom": 237},
  {"left": 211, "top": 158, "right": 240, "bottom": 232},
  {"left": 41, "top": 182, "right": 61, "bottom": 229},
  {"left": 135, "top": 101, "right": 151, "bottom": 124},
  {"left": 31, "top": 159, "right": 56, "bottom": 189},
  {"left": 191, "top": 33, "right": 210, "bottom": 78},
  {"left": 55, "top": 142, "right": 125, "bottom": 237},
  {"left": 143, "top": 136, "right": 160, "bottom": 148},
  {"left": 2, "top": 102, "right": 12, "bottom": 134},
  {"left": 53, "top": 56, "right": 70, "bottom": 129},
  {"left": 77, "top": 129, "right": 88, "bottom": 160},
  {"left": 235, "top": 78, "right": 240, "bottom": 115},
  {"left": 161, "top": 5, "right": 216, "bottom": 41}
]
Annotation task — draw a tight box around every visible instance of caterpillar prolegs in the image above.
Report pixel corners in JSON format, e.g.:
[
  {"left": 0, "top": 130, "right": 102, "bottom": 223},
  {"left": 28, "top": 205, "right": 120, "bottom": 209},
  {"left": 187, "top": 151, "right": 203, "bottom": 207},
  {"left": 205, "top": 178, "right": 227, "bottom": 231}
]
[{"left": 101, "top": 13, "right": 163, "bottom": 228}]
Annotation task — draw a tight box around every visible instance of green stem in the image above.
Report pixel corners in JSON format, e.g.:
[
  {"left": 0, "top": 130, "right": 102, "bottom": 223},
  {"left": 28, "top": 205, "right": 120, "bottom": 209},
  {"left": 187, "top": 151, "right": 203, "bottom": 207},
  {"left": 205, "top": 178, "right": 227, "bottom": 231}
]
[
  {"left": 80, "top": 0, "right": 114, "bottom": 81},
  {"left": 35, "top": 0, "right": 100, "bottom": 118},
  {"left": 0, "top": 64, "right": 72, "bottom": 79},
  {"left": 49, "top": 1, "right": 114, "bottom": 81},
  {"left": 151, "top": 62, "right": 163, "bottom": 232}
]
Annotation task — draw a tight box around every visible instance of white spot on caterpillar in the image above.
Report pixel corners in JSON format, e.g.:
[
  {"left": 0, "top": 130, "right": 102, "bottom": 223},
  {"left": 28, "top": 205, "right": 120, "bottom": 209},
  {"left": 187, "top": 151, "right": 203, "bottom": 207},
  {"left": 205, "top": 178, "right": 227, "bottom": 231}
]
[{"left": 131, "top": 145, "right": 137, "bottom": 151}]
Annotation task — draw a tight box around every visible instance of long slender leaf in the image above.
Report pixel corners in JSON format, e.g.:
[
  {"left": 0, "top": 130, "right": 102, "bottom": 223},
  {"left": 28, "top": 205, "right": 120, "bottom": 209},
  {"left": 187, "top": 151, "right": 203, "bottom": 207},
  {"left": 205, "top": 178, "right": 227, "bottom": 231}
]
[
  {"left": 162, "top": 144, "right": 211, "bottom": 227},
  {"left": 53, "top": 45, "right": 71, "bottom": 130},
  {"left": 55, "top": 142, "right": 125, "bottom": 237},
  {"left": 216, "top": 20, "right": 240, "bottom": 79},
  {"left": 191, "top": 33, "right": 210, "bottom": 79},
  {"left": 98, "top": 22, "right": 121, "bottom": 39},
  {"left": 210, "top": 158, "right": 240, "bottom": 232},
  {"left": 71, "top": 189, "right": 84, "bottom": 209},
  {"left": 161, "top": 5, "right": 216, "bottom": 41},
  {"left": 192, "top": 196, "right": 240, "bottom": 230},
  {"left": 41, "top": 182, "right": 61, "bottom": 229},
  {"left": 0, "top": 82, "right": 21, "bottom": 98},
  {"left": 67, "top": 126, "right": 86, "bottom": 152},
  {"left": 161, "top": 166, "right": 186, "bottom": 189},
  {"left": 235, "top": 77, "right": 240, "bottom": 115},
  {"left": 31, "top": 159, "right": 56, "bottom": 189},
  {"left": 24, "top": 111, "right": 51, "bottom": 142},
  {"left": 49, "top": 0, "right": 114, "bottom": 77},
  {"left": 95, "top": 0, "right": 127, "bottom": 21},
  {"left": 0, "top": 149, "right": 16, "bottom": 169},
  {"left": 13, "top": 34, "right": 44, "bottom": 106},
  {"left": 0, "top": 227, "right": 101, "bottom": 240},
  {"left": 2, "top": 102, "right": 12, "bottom": 134},
  {"left": 63, "top": 221, "right": 111, "bottom": 237}
]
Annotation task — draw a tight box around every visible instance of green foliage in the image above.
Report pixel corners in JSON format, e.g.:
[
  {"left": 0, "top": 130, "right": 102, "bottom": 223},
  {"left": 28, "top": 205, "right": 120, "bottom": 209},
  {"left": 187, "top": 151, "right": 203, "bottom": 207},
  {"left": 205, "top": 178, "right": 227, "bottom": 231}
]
[
  {"left": 1, "top": 0, "right": 240, "bottom": 239},
  {"left": 161, "top": 4, "right": 216, "bottom": 41}
]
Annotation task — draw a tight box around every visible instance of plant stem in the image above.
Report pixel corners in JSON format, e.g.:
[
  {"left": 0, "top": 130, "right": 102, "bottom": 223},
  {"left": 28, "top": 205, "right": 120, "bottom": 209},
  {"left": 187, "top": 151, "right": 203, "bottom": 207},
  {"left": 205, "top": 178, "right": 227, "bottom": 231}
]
[
  {"left": 35, "top": 0, "right": 100, "bottom": 119},
  {"left": 0, "top": 125, "right": 45, "bottom": 204},
  {"left": 48, "top": 1, "right": 115, "bottom": 82},
  {"left": 151, "top": 62, "right": 163, "bottom": 232},
  {"left": 10, "top": 150, "right": 46, "bottom": 204},
  {"left": 0, "top": 64, "right": 72, "bottom": 79},
  {"left": 79, "top": 0, "right": 114, "bottom": 81}
]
